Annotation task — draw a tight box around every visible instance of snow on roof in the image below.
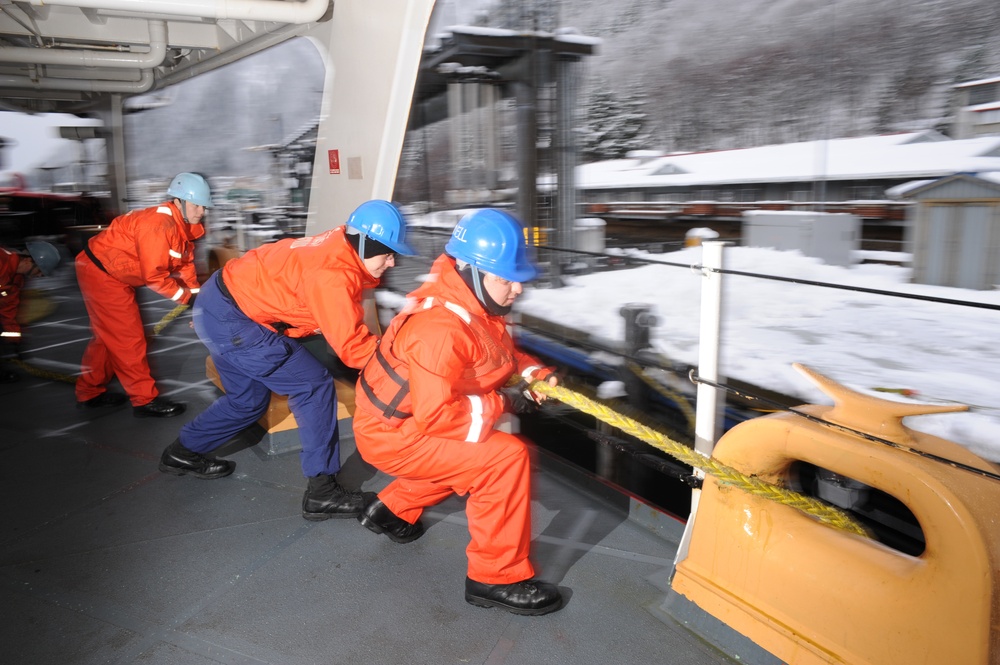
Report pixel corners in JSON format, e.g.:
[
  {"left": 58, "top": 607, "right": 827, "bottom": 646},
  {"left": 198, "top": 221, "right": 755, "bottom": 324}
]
[
  {"left": 577, "top": 131, "right": 1000, "bottom": 190},
  {"left": 954, "top": 75, "right": 1000, "bottom": 89},
  {"left": 965, "top": 100, "right": 1000, "bottom": 113},
  {"left": 885, "top": 179, "right": 934, "bottom": 198},
  {"left": 442, "top": 24, "right": 602, "bottom": 47},
  {"left": 885, "top": 171, "right": 1000, "bottom": 199}
]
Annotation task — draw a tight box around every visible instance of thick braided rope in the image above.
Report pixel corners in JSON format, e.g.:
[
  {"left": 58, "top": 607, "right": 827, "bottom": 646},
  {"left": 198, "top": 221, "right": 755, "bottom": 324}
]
[
  {"left": 625, "top": 360, "right": 697, "bottom": 432},
  {"left": 529, "top": 380, "right": 869, "bottom": 538},
  {"left": 3, "top": 358, "right": 77, "bottom": 384},
  {"left": 1, "top": 303, "right": 189, "bottom": 382},
  {"left": 152, "top": 304, "right": 190, "bottom": 336}
]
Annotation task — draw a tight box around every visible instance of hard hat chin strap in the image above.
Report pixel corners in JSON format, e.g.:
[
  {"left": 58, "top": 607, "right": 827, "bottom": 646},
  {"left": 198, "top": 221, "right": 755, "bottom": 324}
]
[
  {"left": 358, "top": 233, "right": 367, "bottom": 260},
  {"left": 470, "top": 265, "right": 486, "bottom": 305},
  {"left": 464, "top": 264, "right": 511, "bottom": 317}
]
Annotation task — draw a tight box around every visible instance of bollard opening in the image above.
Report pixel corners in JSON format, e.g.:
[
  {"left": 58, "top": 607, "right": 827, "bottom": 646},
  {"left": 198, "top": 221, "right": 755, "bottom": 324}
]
[{"left": 790, "top": 461, "right": 925, "bottom": 556}]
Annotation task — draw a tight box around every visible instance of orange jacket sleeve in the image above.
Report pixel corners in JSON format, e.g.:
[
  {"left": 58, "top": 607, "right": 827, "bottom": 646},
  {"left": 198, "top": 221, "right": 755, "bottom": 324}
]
[
  {"left": 511, "top": 333, "right": 555, "bottom": 384},
  {"left": 178, "top": 247, "right": 200, "bottom": 293},
  {"left": 134, "top": 217, "right": 193, "bottom": 304}
]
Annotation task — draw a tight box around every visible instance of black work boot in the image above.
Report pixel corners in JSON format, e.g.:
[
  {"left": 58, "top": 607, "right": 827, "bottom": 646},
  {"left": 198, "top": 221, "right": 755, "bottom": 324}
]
[
  {"left": 465, "top": 577, "right": 564, "bottom": 616},
  {"left": 134, "top": 397, "right": 186, "bottom": 418},
  {"left": 159, "top": 439, "right": 235, "bottom": 479},
  {"left": 77, "top": 391, "right": 127, "bottom": 409},
  {"left": 358, "top": 496, "right": 424, "bottom": 543},
  {"left": 301, "top": 474, "right": 366, "bottom": 521}
]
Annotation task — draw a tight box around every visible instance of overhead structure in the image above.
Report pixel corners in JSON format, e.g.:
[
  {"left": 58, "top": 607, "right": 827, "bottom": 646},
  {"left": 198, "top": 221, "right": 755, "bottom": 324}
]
[
  {"left": 0, "top": 0, "right": 334, "bottom": 109},
  {"left": 0, "top": 0, "right": 436, "bottom": 228},
  {"left": 412, "top": 26, "right": 598, "bottom": 283}
]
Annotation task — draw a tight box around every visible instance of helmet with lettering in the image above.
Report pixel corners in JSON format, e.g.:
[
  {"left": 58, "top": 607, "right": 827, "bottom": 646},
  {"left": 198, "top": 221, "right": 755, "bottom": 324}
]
[
  {"left": 444, "top": 208, "right": 537, "bottom": 282},
  {"left": 166, "top": 172, "right": 213, "bottom": 208},
  {"left": 346, "top": 199, "right": 416, "bottom": 256}
]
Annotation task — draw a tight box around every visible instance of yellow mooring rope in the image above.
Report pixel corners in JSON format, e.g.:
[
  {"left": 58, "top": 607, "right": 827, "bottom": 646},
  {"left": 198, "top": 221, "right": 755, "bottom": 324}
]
[
  {"left": 625, "top": 360, "right": 697, "bottom": 432},
  {"left": 3, "top": 304, "right": 191, "bottom": 384},
  {"left": 152, "top": 303, "right": 190, "bottom": 336},
  {"left": 3, "top": 357, "right": 77, "bottom": 384},
  {"left": 528, "top": 379, "right": 870, "bottom": 538}
]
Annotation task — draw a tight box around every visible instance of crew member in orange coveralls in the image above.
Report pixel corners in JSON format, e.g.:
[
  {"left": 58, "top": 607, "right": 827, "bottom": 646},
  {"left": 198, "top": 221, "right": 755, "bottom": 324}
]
[
  {"left": 0, "top": 241, "right": 61, "bottom": 383},
  {"left": 159, "top": 200, "right": 416, "bottom": 522},
  {"left": 75, "top": 172, "right": 210, "bottom": 417},
  {"left": 353, "top": 208, "right": 564, "bottom": 616}
]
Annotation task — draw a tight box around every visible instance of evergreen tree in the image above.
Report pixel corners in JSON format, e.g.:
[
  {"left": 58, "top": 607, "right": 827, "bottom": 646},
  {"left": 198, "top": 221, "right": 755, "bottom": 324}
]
[{"left": 580, "top": 80, "right": 650, "bottom": 162}]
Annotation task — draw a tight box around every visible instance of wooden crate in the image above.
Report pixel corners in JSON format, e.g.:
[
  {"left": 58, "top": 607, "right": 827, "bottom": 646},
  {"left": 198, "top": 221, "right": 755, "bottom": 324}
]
[{"left": 205, "top": 356, "right": 356, "bottom": 453}]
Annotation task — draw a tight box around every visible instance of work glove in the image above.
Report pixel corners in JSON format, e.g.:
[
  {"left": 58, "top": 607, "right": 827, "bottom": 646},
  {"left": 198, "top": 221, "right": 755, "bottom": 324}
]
[{"left": 499, "top": 380, "right": 539, "bottom": 414}]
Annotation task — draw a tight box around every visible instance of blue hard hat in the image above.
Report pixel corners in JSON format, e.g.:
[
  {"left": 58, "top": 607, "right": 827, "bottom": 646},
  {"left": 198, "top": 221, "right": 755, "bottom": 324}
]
[
  {"left": 346, "top": 200, "right": 416, "bottom": 256},
  {"left": 26, "top": 241, "right": 60, "bottom": 276},
  {"left": 167, "top": 172, "right": 213, "bottom": 208},
  {"left": 445, "top": 209, "right": 538, "bottom": 283}
]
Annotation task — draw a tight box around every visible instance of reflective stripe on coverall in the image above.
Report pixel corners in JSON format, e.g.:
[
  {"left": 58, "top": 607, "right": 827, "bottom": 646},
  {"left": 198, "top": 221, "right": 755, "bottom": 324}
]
[
  {"left": 75, "top": 202, "right": 203, "bottom": 405},
  {"left": 0, "top": 247, "right": 24, "bottom": 342},
  {"left": 353, "top": 253, "right": 554, "bottom": 585},
  {"left": 179, "top": 226, "right": 380, "bottom": 477}
]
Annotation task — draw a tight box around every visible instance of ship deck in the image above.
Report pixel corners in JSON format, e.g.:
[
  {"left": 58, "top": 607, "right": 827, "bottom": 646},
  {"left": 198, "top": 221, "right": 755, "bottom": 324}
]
[{"left": 0, "top": 267, "right": 777, "bottom": 665}]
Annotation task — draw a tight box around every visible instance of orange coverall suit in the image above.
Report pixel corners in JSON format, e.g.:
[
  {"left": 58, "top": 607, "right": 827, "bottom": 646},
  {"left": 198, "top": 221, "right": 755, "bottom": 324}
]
[
  {"left": 0, "top": 247, "right": 25, "bottom": 344},
  {"left": 75, "top": 201, "right": 203, "bottom": 406},
  {"left": 354, "top": 254, "right": 555, "bottom": 585}
]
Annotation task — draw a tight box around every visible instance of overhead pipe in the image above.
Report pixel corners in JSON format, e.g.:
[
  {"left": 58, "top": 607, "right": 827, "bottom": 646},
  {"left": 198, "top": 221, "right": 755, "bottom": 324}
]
[
  {"left": 0, "top": 20, "right": 167, "bottom": 69},
  {"left": 25, "top": 0, "right": 330, "bottom": 23},
  {"left": 0, "top": 69, "right": 154, "bottom": 93},
  {"left": 156, "top": 21, "right": 308, "bottom": 87}
]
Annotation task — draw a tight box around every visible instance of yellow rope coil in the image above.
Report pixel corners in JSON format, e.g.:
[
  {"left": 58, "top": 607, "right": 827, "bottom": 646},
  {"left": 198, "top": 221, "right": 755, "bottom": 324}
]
[
  {"left": 529, "top": 379, "right": 870, "bottom": 538},
  {"left": 152, "top": 304, "right": 190, "bottom": 336}
]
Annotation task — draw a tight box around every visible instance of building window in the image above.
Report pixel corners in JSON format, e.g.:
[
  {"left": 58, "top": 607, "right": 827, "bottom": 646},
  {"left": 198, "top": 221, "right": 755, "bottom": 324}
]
[
  {"left": 976, "top": 108, "right": 1000, "bottom": 124},
  {"left": 847, "top": 185, "right": 882, "bottom": 200},
  {"left": 969, "top": 83, "right": 1000, "bottom": 106}
]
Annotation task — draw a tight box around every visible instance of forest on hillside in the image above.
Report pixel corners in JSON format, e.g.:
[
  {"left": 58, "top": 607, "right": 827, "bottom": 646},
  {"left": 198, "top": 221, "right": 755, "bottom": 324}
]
[
  {"left": 121, "top": 0, "right": 1000, "bottom": 189},
  {"left": 395, "top": 0, "right": 1000, "bottom": 204},
  {"left": 550, "top": 0, "right": 1000, "bottom": 153}
]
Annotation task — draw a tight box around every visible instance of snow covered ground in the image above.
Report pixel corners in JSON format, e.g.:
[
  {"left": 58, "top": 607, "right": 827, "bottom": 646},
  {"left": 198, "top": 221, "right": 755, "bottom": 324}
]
[{"left": 503, "top": 245, "right": 1000, "bottom": 463}]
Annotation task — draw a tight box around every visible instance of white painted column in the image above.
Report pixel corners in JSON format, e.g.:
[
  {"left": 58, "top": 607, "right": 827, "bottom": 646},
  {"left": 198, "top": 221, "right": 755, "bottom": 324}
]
[{"left": 673, "top": 240, "right": 727, "bottom": 569}]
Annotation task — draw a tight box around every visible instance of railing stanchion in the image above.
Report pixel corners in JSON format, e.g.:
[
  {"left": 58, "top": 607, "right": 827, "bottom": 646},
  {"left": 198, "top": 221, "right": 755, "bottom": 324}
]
[{"left": 673, "top": 240, "right": 728, "bottom": 571}]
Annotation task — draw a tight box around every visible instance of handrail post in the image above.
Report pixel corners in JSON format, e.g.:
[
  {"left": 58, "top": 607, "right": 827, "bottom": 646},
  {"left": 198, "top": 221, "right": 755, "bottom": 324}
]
[{"left": 673, "top": 240, "right": 728, "bottom": 570}]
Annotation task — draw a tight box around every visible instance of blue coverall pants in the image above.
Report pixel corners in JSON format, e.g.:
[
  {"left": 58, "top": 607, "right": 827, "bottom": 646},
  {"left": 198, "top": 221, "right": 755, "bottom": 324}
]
[{"left": 179, "top": 271, "right": 341, "bottom": 477}]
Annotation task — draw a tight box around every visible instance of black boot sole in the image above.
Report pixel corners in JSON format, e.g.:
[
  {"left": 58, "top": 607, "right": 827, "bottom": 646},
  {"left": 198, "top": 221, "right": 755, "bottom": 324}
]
[
  {"left": 358, "top": 513, "right": 424, "bottom": 543},
  {"left": 135, "top": 408, "right": 185, "bottom": 419},
  {"left": 464, "top": 593, "right": 562, "bottom": 616},
  {"left": 158, "top": 461, "right": 234, "bottom": 480},
  {"left": 302, "top": 508, "right": 362, "bottom": 521}
]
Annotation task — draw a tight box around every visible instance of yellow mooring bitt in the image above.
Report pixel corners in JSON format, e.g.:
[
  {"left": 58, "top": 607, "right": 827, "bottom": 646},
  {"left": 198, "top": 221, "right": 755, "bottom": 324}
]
[{"left": 671, "top": 363, "right": 1000, "bottom": 665}]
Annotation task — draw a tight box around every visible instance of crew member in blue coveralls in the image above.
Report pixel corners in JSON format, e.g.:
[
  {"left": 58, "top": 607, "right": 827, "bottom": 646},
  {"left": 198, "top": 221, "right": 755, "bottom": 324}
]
[{"left": 159, "top": 200, "right": 417, "bottom": 521}]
